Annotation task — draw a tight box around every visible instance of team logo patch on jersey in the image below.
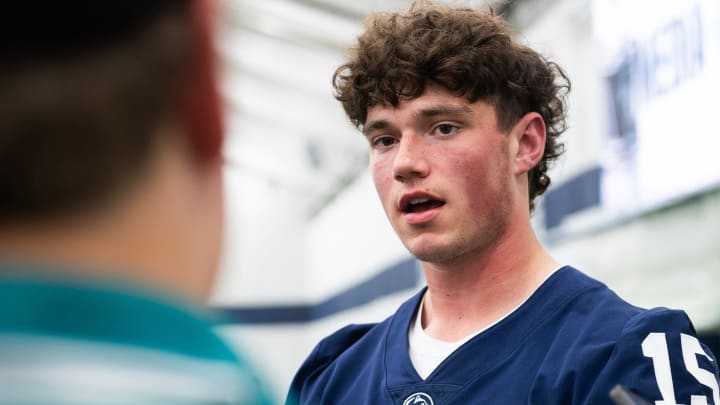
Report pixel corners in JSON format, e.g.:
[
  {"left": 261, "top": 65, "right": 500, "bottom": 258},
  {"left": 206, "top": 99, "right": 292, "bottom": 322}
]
[{"left": 403, "top": 392, "right": 434, "bottom": 405}]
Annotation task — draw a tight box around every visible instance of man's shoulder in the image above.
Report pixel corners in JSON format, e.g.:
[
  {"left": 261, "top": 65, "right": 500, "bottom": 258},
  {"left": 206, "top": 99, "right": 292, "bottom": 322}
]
[
  {"left": 314, "top": 322, "right": 381, "bottom": 363},
  {"left": 298, "top": 308, "right": 407, "bottom": 370},
  {"left": 559, "top": 268, "right": 698, "bottom": 334},
  {"left": 556, "top": 267, "right": 643, "bottom": 317},
  {"left": 286, "top": 291, "right": 424, "bottom": 404},
  {"left": 542, "top": 269, "right": 718, "bottom": 403},
  {"left": 584, "top": 306, "right": 718, "bottom": 403},
  {"left": 285, "top": 321, "right": 387, "bottom": 405},
  {"left": 535, "top": 267, "right": 701, "bottom": 359},
  {"left": 301, "top": 288, "right": 423, "bottom": 368},
  {"left": 533, "top": 267, "right": 642, "bottom": 332}
]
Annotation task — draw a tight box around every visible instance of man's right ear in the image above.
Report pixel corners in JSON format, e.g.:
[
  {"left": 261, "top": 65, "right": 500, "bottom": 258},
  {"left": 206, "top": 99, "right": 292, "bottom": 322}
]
[{"left": 178, "top": 0, "right": 223, "bottom": 162}]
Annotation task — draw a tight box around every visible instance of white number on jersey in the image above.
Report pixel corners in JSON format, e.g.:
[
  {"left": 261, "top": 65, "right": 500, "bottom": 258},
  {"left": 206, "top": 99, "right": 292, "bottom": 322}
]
[{"left": 642, "top": 333, "right": 720, "bottom": 405}]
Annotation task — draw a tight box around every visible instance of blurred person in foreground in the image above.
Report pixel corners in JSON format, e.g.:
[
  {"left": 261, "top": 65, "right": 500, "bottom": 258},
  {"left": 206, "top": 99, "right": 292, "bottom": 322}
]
[
  {"left": 287, "top": 2, "right": 720, "bottom": 404},
  {"left": 0, "top": 1, "right": 273, "bottom": 403}
]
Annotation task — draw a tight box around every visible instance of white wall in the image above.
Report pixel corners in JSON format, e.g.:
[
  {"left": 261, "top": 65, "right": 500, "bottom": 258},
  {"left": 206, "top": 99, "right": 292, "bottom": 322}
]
[{"left": 305, "top": 172, "right": 409, "bottom": 300}]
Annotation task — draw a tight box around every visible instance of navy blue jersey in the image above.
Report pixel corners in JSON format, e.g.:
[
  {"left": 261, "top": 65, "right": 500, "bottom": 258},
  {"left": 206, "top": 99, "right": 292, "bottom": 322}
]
[{"left": 287, "top": 266, "right": 719, "bottom": 404}]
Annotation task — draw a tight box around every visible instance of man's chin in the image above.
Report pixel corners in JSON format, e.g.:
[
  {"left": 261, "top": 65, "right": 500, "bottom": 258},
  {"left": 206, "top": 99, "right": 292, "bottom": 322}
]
[{"left": 405, "top": 242, "right": 464, "bottom": 264}]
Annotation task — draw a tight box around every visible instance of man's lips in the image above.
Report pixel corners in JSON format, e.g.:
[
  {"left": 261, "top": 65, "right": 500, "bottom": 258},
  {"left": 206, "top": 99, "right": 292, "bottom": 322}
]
[{"left": 398, "top": 192, "right": 446, "bottom": 224}]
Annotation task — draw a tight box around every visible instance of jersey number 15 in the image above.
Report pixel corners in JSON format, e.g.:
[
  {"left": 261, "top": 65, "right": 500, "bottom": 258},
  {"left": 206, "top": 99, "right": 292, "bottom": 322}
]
[{"left": 642, "top": 333, "right": 720, "bottom": 405}]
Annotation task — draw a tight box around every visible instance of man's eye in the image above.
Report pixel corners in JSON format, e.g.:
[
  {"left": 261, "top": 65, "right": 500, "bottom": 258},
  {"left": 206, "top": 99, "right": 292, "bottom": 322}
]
[
  {"left": 434, "top": 124, "right": 459, "bottom": 136},
  {"left": 371, "top": 136, "right": 396, "bottom": 148}
]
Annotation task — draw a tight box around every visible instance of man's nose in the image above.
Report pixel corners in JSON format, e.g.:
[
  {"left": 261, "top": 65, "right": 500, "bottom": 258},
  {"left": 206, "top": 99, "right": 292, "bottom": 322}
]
[{"left": 392, "top": 134, "right": 430, "bottom": 182}]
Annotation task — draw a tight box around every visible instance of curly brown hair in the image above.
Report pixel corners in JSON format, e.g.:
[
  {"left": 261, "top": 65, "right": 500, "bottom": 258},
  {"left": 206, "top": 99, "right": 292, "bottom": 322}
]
[{"left": 333, "top": 1, "right": 570, "bottom": 211}]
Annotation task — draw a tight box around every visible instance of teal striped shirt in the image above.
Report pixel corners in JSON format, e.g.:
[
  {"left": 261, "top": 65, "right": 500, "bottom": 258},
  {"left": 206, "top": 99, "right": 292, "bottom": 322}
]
[{"left": 0, "top": 270, "right": 274, "bottom": 405}]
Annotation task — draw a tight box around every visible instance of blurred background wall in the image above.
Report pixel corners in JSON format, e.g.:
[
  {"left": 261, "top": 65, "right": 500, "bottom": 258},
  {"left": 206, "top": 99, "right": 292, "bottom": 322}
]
[{"left": 208, "top": 0, "right": 720, "bottom": 401}]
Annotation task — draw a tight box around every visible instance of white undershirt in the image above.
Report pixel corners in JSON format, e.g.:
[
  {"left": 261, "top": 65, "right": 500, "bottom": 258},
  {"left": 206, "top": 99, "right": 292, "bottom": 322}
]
[{"left": 408, "top": 266, "right": 562, "bottom": 380}]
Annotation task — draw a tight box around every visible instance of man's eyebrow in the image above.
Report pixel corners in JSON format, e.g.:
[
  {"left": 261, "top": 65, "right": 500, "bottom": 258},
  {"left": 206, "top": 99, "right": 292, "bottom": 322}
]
[
  {"left": 417, "top": 104, "right": 474, "bottom": 118},
  {"left": 362, "top": 119, "right": 391, "bottom": 136},
  {"left": 362, "top": 104, "right": 473, "bottom": 135}
]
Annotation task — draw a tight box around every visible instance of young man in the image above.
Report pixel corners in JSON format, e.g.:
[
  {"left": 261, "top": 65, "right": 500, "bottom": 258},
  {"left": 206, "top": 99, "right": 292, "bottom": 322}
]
[
  {"left": 288, "top": 3, "right": 719, "bottom": 404},
  {"left": 0, "top": 1, "right": 273, "bottom": 403}
]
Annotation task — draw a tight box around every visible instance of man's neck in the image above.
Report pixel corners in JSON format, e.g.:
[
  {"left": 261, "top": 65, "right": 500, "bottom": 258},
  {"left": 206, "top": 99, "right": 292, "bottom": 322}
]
[
  {"left": 420, "top": 225, "right": 559, "bottom": 342},
  {"left": 0, "top": 136, "right": 222, "bottom": 303},
  {"left": 0, "top": 215, "right": 167, "bottom": 291}
]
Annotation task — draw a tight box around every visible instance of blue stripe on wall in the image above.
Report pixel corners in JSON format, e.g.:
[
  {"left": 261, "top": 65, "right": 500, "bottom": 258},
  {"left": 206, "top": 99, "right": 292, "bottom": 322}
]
[
  {"left": 215, "top": 258, "right": 419, "bottom": 324},
  {"left": 543, "top": 166, "right": 602, "bottom": 229}
]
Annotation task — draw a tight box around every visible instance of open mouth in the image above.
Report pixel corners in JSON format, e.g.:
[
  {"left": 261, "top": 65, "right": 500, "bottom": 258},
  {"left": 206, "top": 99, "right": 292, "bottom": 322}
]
[{"left": 403, "top": 197, "right": 445, "bottom": 213}]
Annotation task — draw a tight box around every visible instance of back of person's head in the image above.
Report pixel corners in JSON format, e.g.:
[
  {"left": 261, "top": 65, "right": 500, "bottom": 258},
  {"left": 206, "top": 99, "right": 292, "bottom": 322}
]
[
  {"left": 0, "top": 0, "right": 221, "bottom": 222},
  {"left": 333, "top": 0, "right": 570, "bottom": 210},
  {"left": 0, "top": 0, "right": 225, "bottom": 299}
]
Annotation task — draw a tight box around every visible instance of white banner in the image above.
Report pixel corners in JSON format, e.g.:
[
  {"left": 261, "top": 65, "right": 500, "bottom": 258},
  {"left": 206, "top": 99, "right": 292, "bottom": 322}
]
[{"left": 593, "top": 0, "right": 720, "bottom": 216}]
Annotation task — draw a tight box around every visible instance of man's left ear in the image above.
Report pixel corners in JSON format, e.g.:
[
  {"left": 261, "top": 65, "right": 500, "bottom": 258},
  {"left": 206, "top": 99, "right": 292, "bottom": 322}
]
[{"left": 511, "top": 112, "right": 546, "bottom": 175}]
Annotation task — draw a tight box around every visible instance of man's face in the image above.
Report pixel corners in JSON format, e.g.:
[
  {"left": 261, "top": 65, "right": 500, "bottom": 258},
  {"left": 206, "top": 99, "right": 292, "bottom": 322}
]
[{"left": 364, "top": 86, "right": 517, "bottom": 265}]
